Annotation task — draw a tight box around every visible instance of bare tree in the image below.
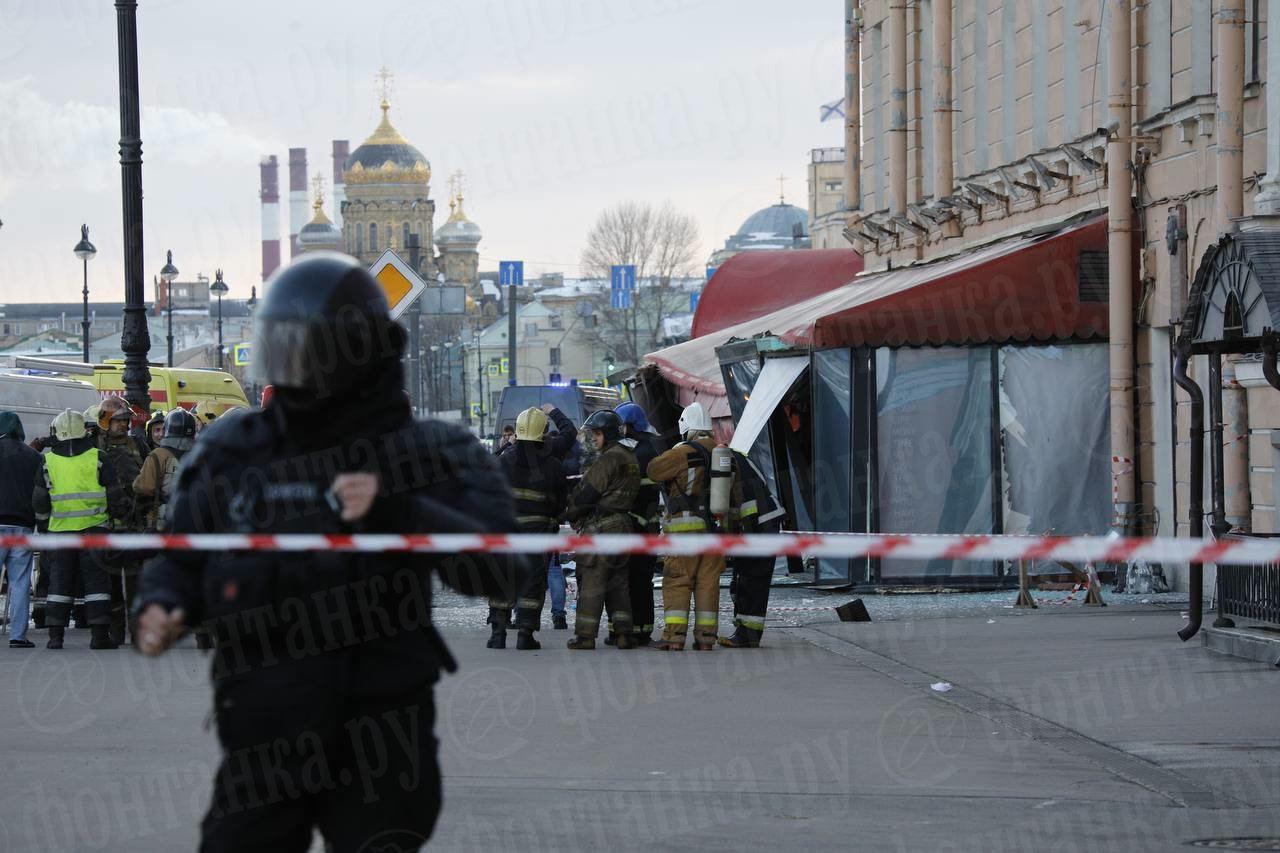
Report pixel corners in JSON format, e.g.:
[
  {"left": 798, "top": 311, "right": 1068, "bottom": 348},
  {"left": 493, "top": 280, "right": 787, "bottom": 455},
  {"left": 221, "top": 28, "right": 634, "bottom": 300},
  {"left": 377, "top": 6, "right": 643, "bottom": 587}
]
[{"left": 578, "top": 201, "right": 700, "bottom": 366}]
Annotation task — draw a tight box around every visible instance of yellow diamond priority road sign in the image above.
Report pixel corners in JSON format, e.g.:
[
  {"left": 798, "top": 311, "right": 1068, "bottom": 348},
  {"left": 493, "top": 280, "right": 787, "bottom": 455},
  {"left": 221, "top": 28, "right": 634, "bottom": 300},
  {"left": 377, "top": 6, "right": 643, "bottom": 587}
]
[{"left": 368, "top": 249, "right": 426, "bottom": 321}]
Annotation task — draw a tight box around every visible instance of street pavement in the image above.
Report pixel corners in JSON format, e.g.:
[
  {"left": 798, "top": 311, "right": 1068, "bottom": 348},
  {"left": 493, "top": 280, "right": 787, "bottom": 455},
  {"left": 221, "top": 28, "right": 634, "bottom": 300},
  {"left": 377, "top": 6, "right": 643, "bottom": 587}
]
[{"left": 0, "top": 604, "right": 1277, "bottom": 851}]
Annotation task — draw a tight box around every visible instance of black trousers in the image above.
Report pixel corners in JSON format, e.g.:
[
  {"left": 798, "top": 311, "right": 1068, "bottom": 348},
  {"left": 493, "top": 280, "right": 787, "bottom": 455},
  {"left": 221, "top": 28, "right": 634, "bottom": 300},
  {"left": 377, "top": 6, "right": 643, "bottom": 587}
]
[
  {"left": 45, "top": 544, "right": 112, "bottom": 628},
  {"left": 488, "top": 552, "right": 551, "bottom": 630},
  {"left": 729, "top": 555, "right": 774, "bottom": 634},
  {"left": 201, "top": 654, "right": 441, "bottom": 853},
  {"left": 627, "top": 554, "right": 657, "bottom": 637}
]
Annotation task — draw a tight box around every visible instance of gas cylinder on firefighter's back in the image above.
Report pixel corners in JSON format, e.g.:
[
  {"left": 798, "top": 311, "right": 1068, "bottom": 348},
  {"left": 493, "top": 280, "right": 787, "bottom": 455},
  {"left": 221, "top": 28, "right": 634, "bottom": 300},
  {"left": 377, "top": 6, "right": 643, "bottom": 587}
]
[{"left": 710, "top": 444, "right": 733, "bottom": 518}]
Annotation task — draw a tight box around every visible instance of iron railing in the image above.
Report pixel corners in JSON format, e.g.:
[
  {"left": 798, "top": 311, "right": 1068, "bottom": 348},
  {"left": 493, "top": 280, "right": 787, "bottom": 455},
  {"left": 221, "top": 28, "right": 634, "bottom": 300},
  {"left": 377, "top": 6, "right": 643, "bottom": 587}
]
[{"left": 1219, "top": 534, "right": 1280, "bottom": 628}]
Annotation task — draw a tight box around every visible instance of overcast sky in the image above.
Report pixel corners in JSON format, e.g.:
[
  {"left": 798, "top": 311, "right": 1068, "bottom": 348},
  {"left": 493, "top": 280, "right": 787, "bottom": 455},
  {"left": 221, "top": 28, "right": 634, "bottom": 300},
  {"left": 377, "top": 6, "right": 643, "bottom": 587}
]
[{"left": 0, "top": 0, "right": 843, "bottom": 305}]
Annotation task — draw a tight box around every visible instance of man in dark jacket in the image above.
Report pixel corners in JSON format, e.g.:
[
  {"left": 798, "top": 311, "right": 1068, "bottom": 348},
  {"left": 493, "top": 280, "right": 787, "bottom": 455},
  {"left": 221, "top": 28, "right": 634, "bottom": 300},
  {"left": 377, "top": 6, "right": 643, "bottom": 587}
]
[
  {"left": 0, "top": 411, "right": 42, "bottom": 648},
  {"left": 32, "top": 409, "right": 132, "bottom": 650},
  {"left": 135, "top": 254, "right": 523, "bottom": 853},
  {"left": 487, "top": 406, "right": 569, "bottom": 650},
  {"left": 97, "top": 395, "right": 149, "bottom": 645}
]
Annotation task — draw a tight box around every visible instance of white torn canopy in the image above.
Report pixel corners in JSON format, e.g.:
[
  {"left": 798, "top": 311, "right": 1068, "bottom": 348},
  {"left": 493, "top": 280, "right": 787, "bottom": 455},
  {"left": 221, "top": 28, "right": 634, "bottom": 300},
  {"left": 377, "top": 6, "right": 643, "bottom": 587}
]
[{"left": 728, "top": 356, "right": 809, "bottom": 453}]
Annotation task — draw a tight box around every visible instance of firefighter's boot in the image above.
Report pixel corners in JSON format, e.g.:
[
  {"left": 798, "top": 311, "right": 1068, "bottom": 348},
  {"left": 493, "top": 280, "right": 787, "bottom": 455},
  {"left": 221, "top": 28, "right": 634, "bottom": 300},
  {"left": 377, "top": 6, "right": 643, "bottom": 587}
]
[
  {"left": 46, "top": 627, "right": 65, "bottom": 650},
  {"left": 718, "top": 626, "right": 762, "bottom": 648},
  {"left": 486, "top": 608, "right": 509, "bottom": 650},
  {"left": 90, "top": 625, "right": 119, "bottom": 650},
  {"left": 566, "top": 635, "right": 596, "bottom": 650},
  {"left": 516, "top": 629, "right": 541, "bottom": 651}
]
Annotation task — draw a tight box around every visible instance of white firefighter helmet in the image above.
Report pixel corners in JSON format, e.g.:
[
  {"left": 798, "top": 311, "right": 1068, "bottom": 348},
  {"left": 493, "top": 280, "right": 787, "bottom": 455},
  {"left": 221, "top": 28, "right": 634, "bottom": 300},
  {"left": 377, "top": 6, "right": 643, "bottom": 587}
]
[
  {"left": 515, "top": 407, "right": 548, "bottom": 442},
  {"left": 678, "top": 401, "right": 712, "bottom": 436},
  {"left": 52, "top": 408, "right": 88, "bottom": 442}
]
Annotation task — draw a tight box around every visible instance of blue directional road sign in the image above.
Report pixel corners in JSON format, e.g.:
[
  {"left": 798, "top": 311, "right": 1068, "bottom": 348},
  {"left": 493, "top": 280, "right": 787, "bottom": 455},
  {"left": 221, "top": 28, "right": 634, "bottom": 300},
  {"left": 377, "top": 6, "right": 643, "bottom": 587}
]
[
  {"left": 610, "top": 264, "right": 636, "bottom": 310},
  {"left": 499, "top": 260, "right": 524, "bottom": 287}
]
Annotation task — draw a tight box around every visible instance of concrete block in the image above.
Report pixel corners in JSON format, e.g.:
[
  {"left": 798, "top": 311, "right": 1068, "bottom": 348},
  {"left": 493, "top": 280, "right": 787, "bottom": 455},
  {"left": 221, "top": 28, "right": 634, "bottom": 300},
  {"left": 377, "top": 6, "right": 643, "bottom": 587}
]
[{"left": 1202, "top": 626, "right": 1280, "bottom": 665}]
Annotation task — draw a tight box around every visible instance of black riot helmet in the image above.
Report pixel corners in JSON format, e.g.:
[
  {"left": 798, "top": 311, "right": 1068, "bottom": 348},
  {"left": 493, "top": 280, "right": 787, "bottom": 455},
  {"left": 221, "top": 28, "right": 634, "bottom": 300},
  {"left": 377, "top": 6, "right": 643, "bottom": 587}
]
[
  {"left": 254, "top": 253, "right": 405, "bottom": 397},
  {"left": 163, "top": 408, "right": 197, "bottom": 440},
  {"left": 582, "top": 410, "right": 623, "bottom": 444}
]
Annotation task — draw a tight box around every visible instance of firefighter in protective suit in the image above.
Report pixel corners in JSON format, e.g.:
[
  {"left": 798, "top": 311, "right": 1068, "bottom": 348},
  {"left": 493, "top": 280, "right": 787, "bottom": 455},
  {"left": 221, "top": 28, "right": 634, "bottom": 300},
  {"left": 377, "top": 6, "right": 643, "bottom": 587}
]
[
  {"left": 565, "top": 410, "right": 640, "bottom": 650},
  {"left": 132, "top": 408, "right": 197, "bottom": 532},
  {"left": 719, "top": 450, "right": 786, "bottom": 648},
  {"left": 98, "top": 395, "right": 149, "bottom": 645},
  {"left": 486, "top": 406, "right": 569, "bottom": 651},
  {"left": 646, "top": 402, "right": 723, "bottom": 650},
  {"left": 134, "top": 253, "right": 524, "bottom": 852},
  {"left": 612, "top": 402, "right": 664, "bottom": 645},
  {"left": 32, "top": 409, "right": 131, "bottom": 649}
]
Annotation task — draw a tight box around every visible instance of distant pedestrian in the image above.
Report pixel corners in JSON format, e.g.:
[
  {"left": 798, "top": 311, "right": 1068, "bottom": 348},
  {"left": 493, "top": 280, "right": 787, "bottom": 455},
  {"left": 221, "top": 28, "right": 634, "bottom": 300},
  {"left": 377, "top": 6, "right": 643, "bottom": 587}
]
[{"left": 0, "top": 412, "right": 42, "bottom": 648}]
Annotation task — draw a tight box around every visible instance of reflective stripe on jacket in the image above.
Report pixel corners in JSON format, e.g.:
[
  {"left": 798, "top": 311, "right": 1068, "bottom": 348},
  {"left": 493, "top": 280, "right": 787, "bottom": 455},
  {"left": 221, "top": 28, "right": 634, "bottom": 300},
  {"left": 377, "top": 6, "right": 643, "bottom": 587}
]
[{"left": 45, "top": 449, "right": 109, "bottom": 532}]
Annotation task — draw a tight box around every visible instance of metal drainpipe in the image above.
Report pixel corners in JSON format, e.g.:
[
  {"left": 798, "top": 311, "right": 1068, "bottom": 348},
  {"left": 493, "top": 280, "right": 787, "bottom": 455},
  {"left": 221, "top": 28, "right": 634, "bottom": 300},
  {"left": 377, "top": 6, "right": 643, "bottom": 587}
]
[
  {"left": 1107, "top": 0, "right": 1136, "bottom": 534},
  {"left": 933, "top": 0, "right": 953, "bottom": 204},
  {"left": 1173, "top": 345, "right": 1204, "bottom": 641},
  {"left": 888, "top": 0, "right": 908, "bottom": 216},
  {"left": 1216, "top": 0, "right": 1246, "bottom": 231},
  {"left": 844, "top": 0, "right": 862, "bottom": 217}
]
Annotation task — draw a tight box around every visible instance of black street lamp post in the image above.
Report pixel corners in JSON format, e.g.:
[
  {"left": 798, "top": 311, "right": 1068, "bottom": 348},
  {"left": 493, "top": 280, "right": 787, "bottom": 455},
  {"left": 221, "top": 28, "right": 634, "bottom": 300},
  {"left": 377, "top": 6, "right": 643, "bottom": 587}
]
[
  {"left": 211, "top": 269, "right": 228, "bottom": 369},
  {"left": 160, "top": 250, "right": 178, "bottom": 366},
  {"left": 116, "top": 0, "right": 151, "bottom": 411},
  {"left": 73, "top": 225, "right": 97, "bottom": 363}
]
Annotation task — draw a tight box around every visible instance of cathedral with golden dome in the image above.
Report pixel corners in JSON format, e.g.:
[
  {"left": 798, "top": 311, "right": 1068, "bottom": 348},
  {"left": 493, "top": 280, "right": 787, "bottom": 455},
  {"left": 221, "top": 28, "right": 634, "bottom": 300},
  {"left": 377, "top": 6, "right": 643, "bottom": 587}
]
[{"left": 260, "top": 69, "right": 485, "bottom": 309}]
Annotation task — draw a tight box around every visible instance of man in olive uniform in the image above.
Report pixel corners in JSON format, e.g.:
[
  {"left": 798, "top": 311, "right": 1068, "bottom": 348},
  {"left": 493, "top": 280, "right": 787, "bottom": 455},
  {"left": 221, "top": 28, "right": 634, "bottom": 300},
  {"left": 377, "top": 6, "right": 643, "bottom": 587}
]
[
  {"left": 613, "top": 402, "right": 665, "bottom": 646},
  {"left": 565, "top": 410, "right": 640, "bottom": 650},
  {"left": 97, "top": 395, "right": 148, "bottom": 645},
  {"left": 134, "top": 254, "right": 523, "bottom": 852},
  {"left": 132, "top": 408, "right": 196, "bottom": 532},
  {"left": 32, "top": 409, "right": 131, "bottom": 649},
  {"left": 646, "top": 402, "right": 724, "bottom": 651},
  {"left": 487, "top": 406, "right": 570, "bottom": 650}
]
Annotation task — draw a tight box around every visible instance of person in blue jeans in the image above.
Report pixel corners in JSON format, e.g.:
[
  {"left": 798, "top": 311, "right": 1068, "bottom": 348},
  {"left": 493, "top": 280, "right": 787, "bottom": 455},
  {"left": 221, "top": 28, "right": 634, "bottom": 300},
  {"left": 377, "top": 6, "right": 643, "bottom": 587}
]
[
  {"left": 548, "top": 553, "right": 568, "bottom": 629},
  {"left": 0, "top": 412, "right": 42, "bottom": 648}
]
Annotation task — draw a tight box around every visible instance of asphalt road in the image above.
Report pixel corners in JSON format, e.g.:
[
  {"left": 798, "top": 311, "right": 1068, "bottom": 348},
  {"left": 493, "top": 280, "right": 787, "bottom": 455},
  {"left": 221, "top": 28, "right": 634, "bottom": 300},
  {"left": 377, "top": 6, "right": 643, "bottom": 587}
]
[{"left": 0, "top": 601, "right": 1275, "bottom": 852}]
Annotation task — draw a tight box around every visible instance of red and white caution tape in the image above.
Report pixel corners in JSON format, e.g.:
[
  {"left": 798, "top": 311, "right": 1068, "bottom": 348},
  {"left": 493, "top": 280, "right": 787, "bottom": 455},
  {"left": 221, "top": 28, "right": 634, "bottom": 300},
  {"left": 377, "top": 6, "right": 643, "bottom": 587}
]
[{"left": 0, "top": 531, "right": 1273, "bottom": 566}]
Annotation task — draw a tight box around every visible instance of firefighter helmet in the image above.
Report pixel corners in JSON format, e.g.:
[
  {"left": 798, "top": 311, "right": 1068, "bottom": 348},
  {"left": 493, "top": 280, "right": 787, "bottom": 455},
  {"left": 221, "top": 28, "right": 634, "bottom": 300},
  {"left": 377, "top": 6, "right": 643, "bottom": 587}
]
[
  {"left": 678, "top": 402, "right": 712, "bottom": 436},
  {"left": 98, "top": 396, "right": 132, "bottom": 430},
  {"left": 515, "top": 407, "right": 549, "bottom": 442},
  {"left": 52, "top": 408, "right": 88, "bottom": 442},
  {"left": 582, "top": 410, "right": 623, "bottom": 443}
]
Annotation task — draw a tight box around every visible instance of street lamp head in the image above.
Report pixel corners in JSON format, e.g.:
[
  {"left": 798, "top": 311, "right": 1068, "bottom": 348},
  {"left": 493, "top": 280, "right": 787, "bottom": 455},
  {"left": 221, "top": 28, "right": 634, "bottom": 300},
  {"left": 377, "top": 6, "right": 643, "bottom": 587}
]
[
  {"left": 159, "top": 249, "right": 179, "bottom": 283},
  {"left": 210, "top": 268, "right": 229, "bottom": 295},
  {"left": 73, "top": 224, "right": 97, "bottom": 260}
]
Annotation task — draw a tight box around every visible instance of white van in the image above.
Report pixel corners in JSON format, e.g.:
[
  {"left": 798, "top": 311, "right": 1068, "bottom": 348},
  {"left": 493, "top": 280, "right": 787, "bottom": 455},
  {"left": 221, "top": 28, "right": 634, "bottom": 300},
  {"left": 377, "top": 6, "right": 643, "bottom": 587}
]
[{"left": 0, "top": 370, "right": 101, "bottom": 441}]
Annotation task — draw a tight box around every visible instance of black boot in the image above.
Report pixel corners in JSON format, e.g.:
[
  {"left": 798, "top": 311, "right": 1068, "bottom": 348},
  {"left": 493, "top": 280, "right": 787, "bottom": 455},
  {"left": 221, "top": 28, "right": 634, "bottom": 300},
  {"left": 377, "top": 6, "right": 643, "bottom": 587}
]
[
  {"left": 552, "top": 614, "right": 568, "bottom": 630},
  {"left": 717, "top": 627, "right": 762, "bottom": 648},
  {"left": 46, "top": 627, "right": 65, "bottom": 650},
  {"left": 515, "top": 629, "right": 541, "bottom": 650},
  {"left": 486, "top": 609, "right": 509, "bottom": 649},
  {"left": 90, "top": 625, "right": 119, "bottom": 650},
  {"left": 566, "top": 635, "right": 596, "bottom": 650}
]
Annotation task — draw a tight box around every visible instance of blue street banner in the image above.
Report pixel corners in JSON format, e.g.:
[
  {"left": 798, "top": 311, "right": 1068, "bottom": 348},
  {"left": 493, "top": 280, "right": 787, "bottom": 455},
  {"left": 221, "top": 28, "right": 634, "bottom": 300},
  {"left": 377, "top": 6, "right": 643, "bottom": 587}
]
[
  {"left": 705, "top": 266, "right": 717, "bottom": 281},
  {"left": 499, "top": 260, "right": 524, "bottom": 287},
  {"left": 690, "top": 292, "right": 700, "bottom": 313}
]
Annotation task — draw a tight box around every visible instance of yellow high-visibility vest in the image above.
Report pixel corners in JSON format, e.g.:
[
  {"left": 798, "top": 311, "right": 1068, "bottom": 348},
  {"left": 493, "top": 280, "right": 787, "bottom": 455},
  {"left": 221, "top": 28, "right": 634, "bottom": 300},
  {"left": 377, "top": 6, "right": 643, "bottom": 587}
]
[{"left": 46, "top": 450, "right": 109, "bottom": 532}]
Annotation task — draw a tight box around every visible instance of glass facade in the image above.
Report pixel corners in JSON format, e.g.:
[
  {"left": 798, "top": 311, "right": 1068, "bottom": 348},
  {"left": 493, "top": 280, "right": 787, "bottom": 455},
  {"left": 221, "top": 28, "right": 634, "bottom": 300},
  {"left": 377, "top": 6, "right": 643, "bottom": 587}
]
[
  {"left": 875, "top": 347, "right": 996, "bottom": 578},
  {"left": 813, "top": 349, "right": 854, "bottom": 582},
  {"left": 998, "top": 345, "right": 1110, "bottom": 569}
]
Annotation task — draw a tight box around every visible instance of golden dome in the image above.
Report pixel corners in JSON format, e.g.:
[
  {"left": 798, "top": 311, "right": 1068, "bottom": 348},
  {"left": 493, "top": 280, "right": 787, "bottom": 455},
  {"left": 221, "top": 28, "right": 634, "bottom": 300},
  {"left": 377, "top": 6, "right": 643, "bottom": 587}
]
[{"left": 344, "top": 98, "right": 430, "bottom": 186}]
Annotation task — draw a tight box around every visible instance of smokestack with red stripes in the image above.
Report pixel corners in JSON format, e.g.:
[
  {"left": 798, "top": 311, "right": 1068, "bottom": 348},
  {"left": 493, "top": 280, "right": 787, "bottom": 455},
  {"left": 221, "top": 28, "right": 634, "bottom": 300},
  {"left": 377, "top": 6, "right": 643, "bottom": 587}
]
[
  {"left": 332, "top": 140, "right": 349, "bottom": 232},
  {"left": 288, "top": 147, "right": 308, "bottom": 259},
  {"left": 259, "top": 155, "right": 281, "bottom": 282}
]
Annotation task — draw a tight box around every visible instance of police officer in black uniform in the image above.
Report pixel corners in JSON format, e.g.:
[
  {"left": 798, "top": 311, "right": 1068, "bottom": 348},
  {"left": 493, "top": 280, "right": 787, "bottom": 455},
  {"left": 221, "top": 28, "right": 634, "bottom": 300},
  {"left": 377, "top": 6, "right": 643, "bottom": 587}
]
[{"left": 134, "top": 254, "right": 522, "bottom": 853}]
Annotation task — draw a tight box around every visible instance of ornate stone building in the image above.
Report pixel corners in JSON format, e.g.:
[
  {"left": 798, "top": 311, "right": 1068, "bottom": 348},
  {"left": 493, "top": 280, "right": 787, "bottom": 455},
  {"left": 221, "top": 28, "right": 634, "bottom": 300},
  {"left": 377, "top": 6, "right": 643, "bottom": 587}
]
[
  {"left": 435, "top": 192, "right": 482, "bottom": 295},
  {"left": 340, "top": 95, "right": 437, "bottom": 280},
  {"left": 297, "top": 177, "right": 342, "bottom": 254}
]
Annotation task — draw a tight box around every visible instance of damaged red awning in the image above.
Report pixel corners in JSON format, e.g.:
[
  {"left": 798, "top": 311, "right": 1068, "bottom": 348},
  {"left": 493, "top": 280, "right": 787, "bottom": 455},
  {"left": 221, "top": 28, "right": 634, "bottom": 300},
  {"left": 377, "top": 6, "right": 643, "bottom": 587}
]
[{"left": 694, "top": 249, "right": 865, "bottom": 338}]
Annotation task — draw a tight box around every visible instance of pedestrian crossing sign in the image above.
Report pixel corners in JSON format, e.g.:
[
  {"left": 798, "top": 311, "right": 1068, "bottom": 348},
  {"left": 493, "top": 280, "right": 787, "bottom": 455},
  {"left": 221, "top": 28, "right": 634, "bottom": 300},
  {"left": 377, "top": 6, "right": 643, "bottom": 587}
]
[
  {"left": 500, "top": 357, "right": 509, "bottom": 374},
  {"left": 487, "top": 363, "right": 499, "bottom": 378}
]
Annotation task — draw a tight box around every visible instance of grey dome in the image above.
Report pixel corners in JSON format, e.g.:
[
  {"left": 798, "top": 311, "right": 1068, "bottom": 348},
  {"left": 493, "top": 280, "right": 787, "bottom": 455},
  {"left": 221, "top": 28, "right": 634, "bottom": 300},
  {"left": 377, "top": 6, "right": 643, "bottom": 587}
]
[
  {"left": 736, "top": 203, "right": 809, "bottom": 240},
  {"left": 435, "top": 217, "right": 483, "bottom": 247}
]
